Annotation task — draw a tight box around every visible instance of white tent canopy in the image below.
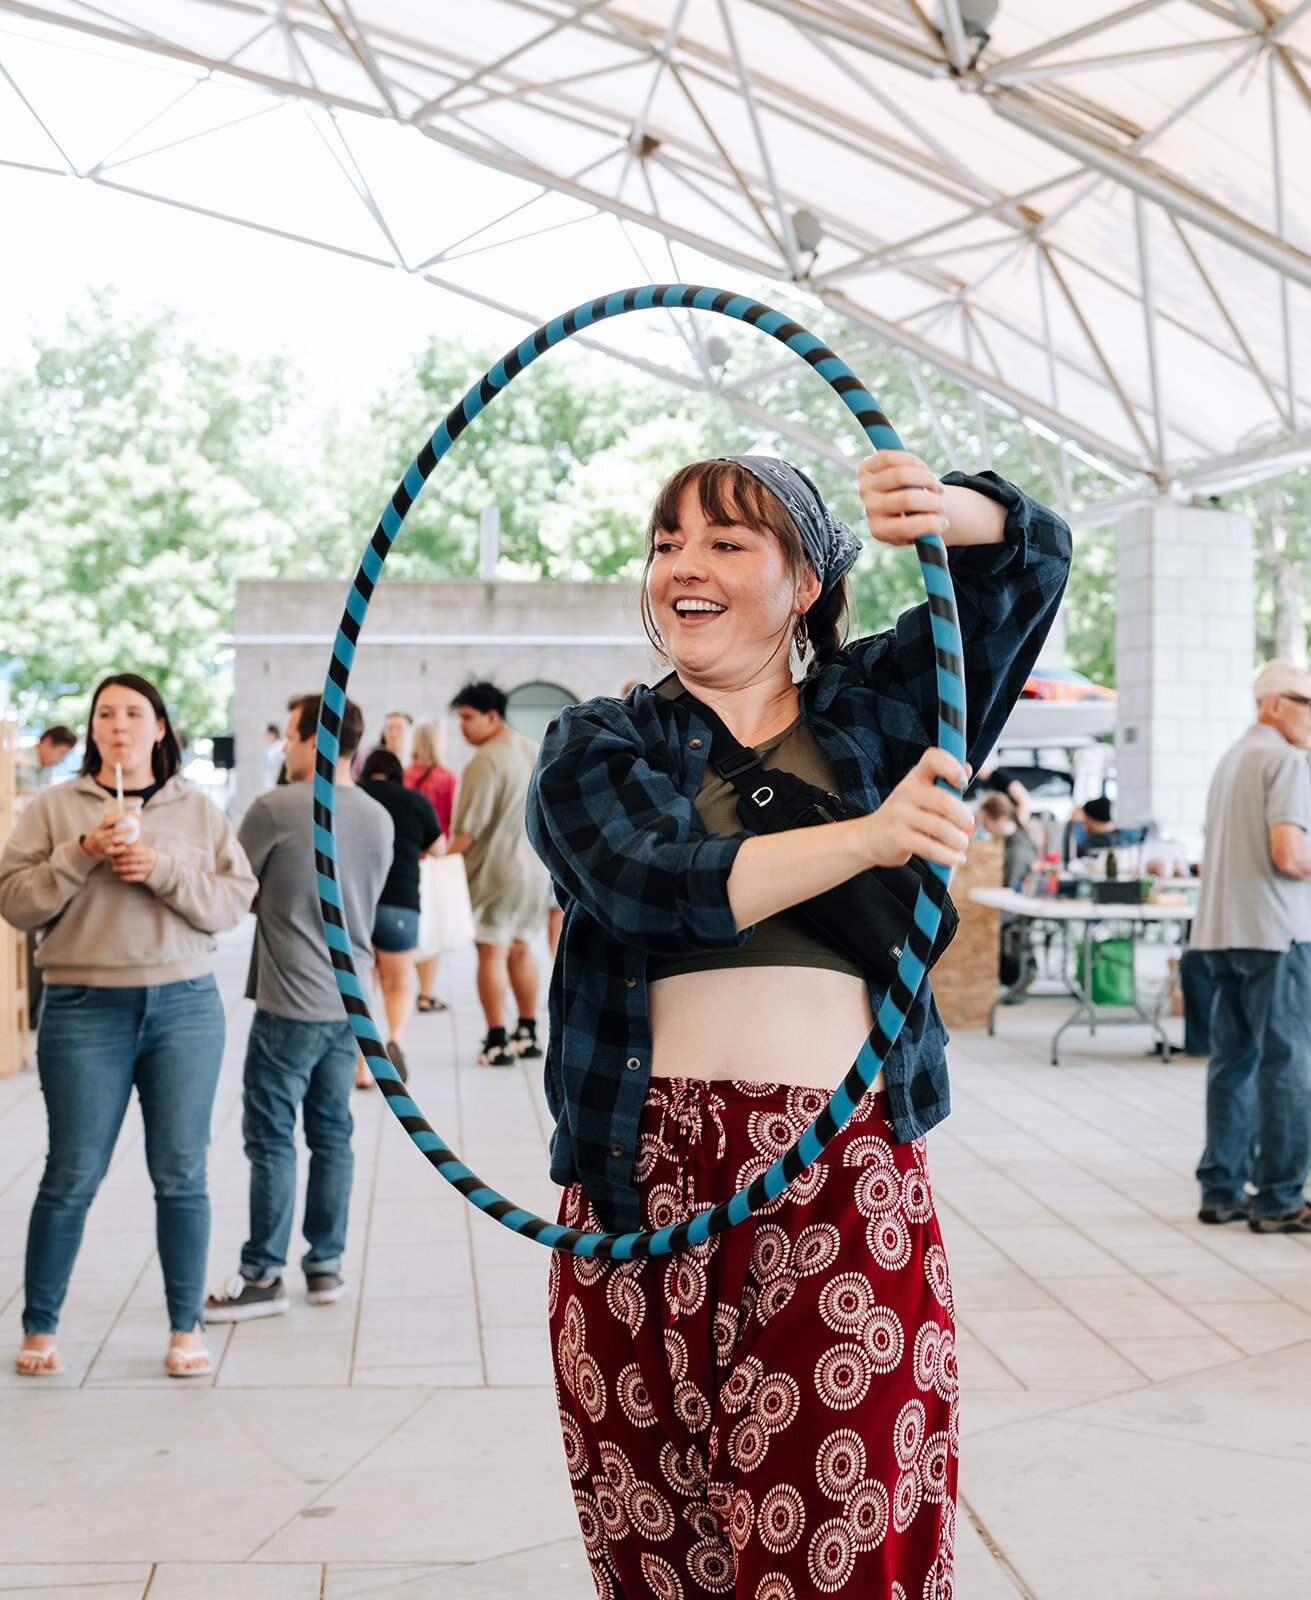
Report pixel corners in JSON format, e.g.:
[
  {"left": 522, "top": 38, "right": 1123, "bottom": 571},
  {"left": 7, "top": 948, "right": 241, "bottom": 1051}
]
[{"left": 3, "top": 0, "right": 1310, "bottom": 510}]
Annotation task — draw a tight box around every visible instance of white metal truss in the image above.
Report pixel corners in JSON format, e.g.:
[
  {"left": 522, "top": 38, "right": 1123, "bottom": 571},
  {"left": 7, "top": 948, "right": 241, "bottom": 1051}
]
[{"left": 3, "top": 0, "right": 1311, "bottom": 514}]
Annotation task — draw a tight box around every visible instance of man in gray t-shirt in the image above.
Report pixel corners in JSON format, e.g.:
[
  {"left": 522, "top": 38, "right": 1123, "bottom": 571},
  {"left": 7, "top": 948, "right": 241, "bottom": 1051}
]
[
  {"left": 206, "top": 693, "right": 393, "bottom": 1323},
  {"left": 241, "top": 780, "right": 392, "bottom": 1021},
  {"left": 1193, "top": 661, "right": 1311, "bottom": 1234}
]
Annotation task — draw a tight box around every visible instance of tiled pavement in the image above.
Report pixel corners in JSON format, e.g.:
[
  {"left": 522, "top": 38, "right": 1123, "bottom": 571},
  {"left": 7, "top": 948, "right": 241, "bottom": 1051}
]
[{"left": 1, "top": 925, "right": 1307, "bottom": 1598}]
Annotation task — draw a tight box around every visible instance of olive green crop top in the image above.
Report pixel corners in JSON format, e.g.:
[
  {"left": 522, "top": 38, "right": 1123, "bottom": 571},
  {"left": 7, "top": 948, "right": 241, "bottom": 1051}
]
[{"left": 646, "top": 683, "right": 864, "bottom": 982}]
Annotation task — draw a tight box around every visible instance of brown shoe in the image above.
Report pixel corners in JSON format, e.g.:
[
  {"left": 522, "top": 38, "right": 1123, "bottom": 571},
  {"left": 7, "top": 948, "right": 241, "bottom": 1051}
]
[{"left": 1248, "top": 1204, "right": 1311, "bottom": 1234}]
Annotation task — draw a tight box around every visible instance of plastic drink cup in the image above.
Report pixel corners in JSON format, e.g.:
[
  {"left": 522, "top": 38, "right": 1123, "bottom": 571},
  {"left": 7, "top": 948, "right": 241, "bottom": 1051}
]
[{"left": 102, "top": 795, "right": 143, "bottom": 846}]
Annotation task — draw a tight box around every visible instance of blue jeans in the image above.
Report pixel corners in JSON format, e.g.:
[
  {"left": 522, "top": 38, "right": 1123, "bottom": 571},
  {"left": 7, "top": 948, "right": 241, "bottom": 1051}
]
[
  {"left": 1180, "top": 949, "right": 1218, "bottom": 1056},
  {"left": 240, "top": 1009, "right": 357, "bottom": 1281},
  {"left": 25, "top": 977, "right": 225, "bottom": 1335},
  {"left": 1197, "top": 946, "right": 1311, "bottom": 1218}
]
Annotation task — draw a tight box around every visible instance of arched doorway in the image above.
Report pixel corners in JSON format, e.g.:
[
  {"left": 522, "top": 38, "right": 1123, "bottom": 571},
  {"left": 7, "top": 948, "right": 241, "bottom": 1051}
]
[{"left": 505, "top": 680, "right": 577, "bottom": 746}]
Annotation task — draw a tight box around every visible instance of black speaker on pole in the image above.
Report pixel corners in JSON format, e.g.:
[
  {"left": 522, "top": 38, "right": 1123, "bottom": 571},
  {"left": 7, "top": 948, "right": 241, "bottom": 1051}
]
[{"left": 211, "top": 734, "right": 236, "bottom": 770}]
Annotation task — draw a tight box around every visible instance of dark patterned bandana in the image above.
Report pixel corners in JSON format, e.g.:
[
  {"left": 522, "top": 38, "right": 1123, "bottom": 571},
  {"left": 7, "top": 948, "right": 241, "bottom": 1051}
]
[{"left": 722, "top": 455, "right": 864, "bottom": 599}]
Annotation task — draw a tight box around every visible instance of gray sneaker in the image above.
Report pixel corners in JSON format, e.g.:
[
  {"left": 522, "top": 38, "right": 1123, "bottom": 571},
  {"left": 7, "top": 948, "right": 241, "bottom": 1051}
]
[
  {"left": 1248, "top": 1204, "right": 1311, "bottom": 1234},
  {"left": 205, "top": 1273, "right": 289, "bottom": 1322},
  {"left": 306, "top": 1273, "right": 347, "bottom": 1306}
]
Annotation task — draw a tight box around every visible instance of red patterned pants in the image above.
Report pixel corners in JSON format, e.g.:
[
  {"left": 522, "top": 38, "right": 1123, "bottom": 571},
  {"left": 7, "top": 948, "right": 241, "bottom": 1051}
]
[{"left": 549, "top": 1079, "right": 959, "bottom": 1600}]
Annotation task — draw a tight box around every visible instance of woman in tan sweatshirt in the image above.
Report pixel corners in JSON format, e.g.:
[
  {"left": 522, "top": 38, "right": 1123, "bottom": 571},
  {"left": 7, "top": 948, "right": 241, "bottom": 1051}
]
[{"left": 0, "top": 673, "right": 256, "bottom": 1378}]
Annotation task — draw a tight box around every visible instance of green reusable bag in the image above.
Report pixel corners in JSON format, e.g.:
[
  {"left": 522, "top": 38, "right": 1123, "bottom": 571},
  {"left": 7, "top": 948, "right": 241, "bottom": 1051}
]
[{"left": 1089, "top": 937, "right": 1135, "bottom": 1006}]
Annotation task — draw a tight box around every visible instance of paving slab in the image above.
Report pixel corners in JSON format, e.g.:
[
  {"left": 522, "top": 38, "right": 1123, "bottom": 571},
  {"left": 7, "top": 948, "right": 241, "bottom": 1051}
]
[
  {"left": 474, "top": 1263, "right": 552, "bottom": 1328},
  {"left": 1056, "top": 1343, "right": 1311, "bottom": 1465},
  {"left": 323, "top": 1543, "right": 588, "bottom": 1599},
  {"left": 148, "top": 1564, "right": 323, "bottom": 1599},
  {"left": 256, "top": 1386, "right": 575, "bottom": 1564},
  {"left": 323, "top": 1564, "right": 461, "bottom": 1599},
  {"left": 954, "top": 1503, "right": 1033, "bottom": 1600},
  {"left": 0, "top": 1568, "right": 150, "bottom": 1600},
  {"left": 963, "top": 1418, "right": 1311, "bottom": 1598},
  {"left": 0, "top": 1388, "right": 427, "bottom": 1562}
]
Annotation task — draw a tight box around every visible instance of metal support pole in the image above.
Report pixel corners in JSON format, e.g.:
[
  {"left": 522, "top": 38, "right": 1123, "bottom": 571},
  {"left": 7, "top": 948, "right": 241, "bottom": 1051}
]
[
  {"left": 716, "top": 0, "right": 798, "bottom": 275},
  {"left": 937, "top": 0, "right": 972, "bottom": 74},
  {"left": 1269, "top": 51, "right": 1298, "bottom": 426},
  {"left": 1133, "top": 194, "right": 1168, "bottom": 463},
  {"left": 1167, "top": 215, "right": 1290, "bottom": 427},
  {"left": 962, "top": 315, "right": 993, "bottom": 471},
  {"left": 1035, "top": 248, "right": 1059, "bottom": 411},
  {"left": 479, "top": 505, "right": 500, "bottom": 581}
]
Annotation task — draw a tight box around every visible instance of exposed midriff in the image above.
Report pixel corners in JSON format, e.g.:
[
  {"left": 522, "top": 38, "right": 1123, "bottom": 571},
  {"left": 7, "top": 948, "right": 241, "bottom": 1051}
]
[
  {"left": 648, "top": 681, "right": 883, "bottom": 1091},
  {"left": 648, "top": 963, "right": 884, "bottom": 1092}
]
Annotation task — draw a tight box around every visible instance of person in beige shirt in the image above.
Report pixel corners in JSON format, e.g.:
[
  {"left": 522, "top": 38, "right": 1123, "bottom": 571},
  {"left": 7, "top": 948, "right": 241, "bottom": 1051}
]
[
  {"left": 0, "top": 672, "right": 255, "bottom": 1379},
  {"left": 447, "top": 682, "right": 551, "bottom": 1067}
]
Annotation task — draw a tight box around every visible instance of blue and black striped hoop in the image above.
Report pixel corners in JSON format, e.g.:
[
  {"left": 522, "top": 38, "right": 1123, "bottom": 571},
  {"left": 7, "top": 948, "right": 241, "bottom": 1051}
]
[{"left": 314, "top": 284, "right": 965, "bottom": 1259}]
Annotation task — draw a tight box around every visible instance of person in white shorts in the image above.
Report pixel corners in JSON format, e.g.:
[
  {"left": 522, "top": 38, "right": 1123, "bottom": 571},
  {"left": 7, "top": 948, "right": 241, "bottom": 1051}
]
[{"left": 447, "top": 681, "right": 552, "bottom": 1066}]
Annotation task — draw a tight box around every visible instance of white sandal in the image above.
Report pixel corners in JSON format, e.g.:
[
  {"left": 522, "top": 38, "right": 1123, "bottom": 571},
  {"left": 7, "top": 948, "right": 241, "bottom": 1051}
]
[
  {"left": 15, "top": 1343, "right": 62, "bottom": 1376},
  {"left": 164, "top": 1342, "right": 213, "bottom": 1379}
]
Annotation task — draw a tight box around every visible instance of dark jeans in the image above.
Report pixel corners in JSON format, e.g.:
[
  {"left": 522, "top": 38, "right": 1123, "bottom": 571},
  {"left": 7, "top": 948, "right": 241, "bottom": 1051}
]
[
  {"left": 1197, "top": 946, "right": 1311, "bottom": 1219},
  {"left": 1179, "top": 948, "right": 1217, "bottom": 1056},
  {"left": 25, "top": 977, "right": 225, "bottom": 1335},
  {"left": 240, "top": 1009, "right": 357, "bottom": 1281}
]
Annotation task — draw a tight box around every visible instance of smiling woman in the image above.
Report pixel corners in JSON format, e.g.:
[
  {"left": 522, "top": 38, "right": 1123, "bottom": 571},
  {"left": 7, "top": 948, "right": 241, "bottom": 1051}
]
[
  {"left": 527, "top": 448, "right": 1073, "bottom": 1597},
  {"left": 0, "top": 670, "right": 256, "bottom": 1382}
]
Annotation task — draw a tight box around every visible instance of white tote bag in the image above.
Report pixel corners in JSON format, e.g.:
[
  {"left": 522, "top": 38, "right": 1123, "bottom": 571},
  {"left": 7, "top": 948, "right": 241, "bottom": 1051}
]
[{"left": 417, "top": 854, "right": 475, "bottom": 958}]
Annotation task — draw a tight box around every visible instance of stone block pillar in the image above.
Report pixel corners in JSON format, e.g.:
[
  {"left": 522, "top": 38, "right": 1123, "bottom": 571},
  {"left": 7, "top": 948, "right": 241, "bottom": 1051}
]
[{"left": 1115, "top": 501, "right": 1254, "bottom": 838}]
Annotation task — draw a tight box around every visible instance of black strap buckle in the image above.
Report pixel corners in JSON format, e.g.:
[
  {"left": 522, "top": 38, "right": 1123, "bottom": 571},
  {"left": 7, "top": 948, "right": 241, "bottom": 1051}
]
[{"left": 713, "top": 745, "right": 760, "bottom": 780}]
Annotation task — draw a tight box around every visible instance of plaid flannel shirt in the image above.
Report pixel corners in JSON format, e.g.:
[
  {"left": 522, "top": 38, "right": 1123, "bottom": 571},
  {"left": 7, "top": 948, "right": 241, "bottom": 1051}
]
[{"left": 527, "top": 471, "right": 1072, "bottom": 1232}]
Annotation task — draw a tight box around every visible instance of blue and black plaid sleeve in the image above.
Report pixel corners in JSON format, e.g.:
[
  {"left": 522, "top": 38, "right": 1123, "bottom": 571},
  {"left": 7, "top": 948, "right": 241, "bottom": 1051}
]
[
  {"left": 844, "top": 470, "right": 1072, "bottom": 784},
  {"left": 526, "top": 702, "right": 751, "bottom": 957}
]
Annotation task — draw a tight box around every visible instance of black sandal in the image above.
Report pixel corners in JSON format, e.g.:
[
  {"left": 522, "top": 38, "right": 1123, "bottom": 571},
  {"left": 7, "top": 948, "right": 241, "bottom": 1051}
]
[{"left": 416, "top": 994, "right": 447, "bottom": 1013}]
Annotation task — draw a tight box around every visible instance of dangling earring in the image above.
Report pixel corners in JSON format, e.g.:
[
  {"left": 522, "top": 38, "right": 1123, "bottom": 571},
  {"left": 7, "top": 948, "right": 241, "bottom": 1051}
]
[{"left": 794, "top": 613, "right": 810, "bottom": 660}]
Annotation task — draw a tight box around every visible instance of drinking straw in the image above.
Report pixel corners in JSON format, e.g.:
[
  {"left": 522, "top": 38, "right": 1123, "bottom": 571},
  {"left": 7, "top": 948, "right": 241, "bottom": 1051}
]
[{"left": 115, "top": 763, "right": 123, "bottom": 808}]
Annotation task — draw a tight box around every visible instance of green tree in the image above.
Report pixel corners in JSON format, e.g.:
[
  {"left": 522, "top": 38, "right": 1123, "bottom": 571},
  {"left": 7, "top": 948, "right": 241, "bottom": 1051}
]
[
  {"left": 330, "top": 338, "right": 699, "bottom": 580},
  {"left": 1223, "top": 470, "right": 1311, "bottom": 665},
  {"left": 0, "top": 293, "right": 303, "bottom": 734}
]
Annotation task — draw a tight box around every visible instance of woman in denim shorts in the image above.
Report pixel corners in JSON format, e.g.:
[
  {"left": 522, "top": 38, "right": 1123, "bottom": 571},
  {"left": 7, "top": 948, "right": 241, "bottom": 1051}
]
[{"left": 359, "top": 749, "right": 442, "bottom": 1084}]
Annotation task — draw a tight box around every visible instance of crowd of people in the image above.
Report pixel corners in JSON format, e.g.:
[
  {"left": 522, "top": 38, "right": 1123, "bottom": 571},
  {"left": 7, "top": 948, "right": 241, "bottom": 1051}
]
[
  {"left": 3, "top": 441, "right": 1308, "bottom": 1596},
  {"left": 259, "top": 689, "right": 556, "bottom": 1077},
  {"left": 0, "top": 673, "right": 557, "bottom": 1375}
]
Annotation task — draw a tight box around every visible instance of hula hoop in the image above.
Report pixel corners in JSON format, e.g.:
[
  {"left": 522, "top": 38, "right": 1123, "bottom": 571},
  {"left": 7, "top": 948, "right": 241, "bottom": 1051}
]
[{"left": 313, "top": 283, "right": 965, "bottom": 1259}]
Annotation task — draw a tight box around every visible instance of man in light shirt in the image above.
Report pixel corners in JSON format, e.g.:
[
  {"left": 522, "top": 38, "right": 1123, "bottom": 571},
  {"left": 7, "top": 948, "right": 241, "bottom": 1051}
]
[
  {"left": 1192, "top": 661, "right": 1311, "bottom": 1234},
  {"left": 447, "top": 682, "right": 551, "bottom": 1068}
]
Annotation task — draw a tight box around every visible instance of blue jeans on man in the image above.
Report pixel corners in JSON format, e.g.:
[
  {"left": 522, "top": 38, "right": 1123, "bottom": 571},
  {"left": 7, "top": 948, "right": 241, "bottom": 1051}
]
[
  {"left": 1196, "top": 945, "right": 1311, "bottom": 1219},
  {"left": 26, "top": 978, "right": 225, "bottom": 1335},
  {"left": 1179, "top": 949, "right": 1217, "bottom": 1056},
  {"left": 240, "top": 1009, "right": 357, "bottom": 1281}
]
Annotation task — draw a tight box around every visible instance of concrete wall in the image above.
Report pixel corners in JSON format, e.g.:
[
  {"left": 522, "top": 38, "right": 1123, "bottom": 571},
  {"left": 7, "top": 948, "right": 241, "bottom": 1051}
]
[
  {"left": 1115, "top": 501, "right": 1254, "bottom": 838},
  {"left": 232, "top": 579, "right": 659, "bottom": 819}
]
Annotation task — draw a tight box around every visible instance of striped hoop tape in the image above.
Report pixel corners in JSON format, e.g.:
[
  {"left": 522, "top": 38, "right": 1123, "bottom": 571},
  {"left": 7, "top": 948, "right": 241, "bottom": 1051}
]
[{"left": 313, "top": 284, "right": 965, "bottom": 1259}]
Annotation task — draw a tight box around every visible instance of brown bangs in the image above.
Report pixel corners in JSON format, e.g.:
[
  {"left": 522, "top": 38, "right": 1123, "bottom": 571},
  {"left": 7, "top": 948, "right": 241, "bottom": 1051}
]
[{"left": 648, "top": 460, "right": 804, "bottom": 564}]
